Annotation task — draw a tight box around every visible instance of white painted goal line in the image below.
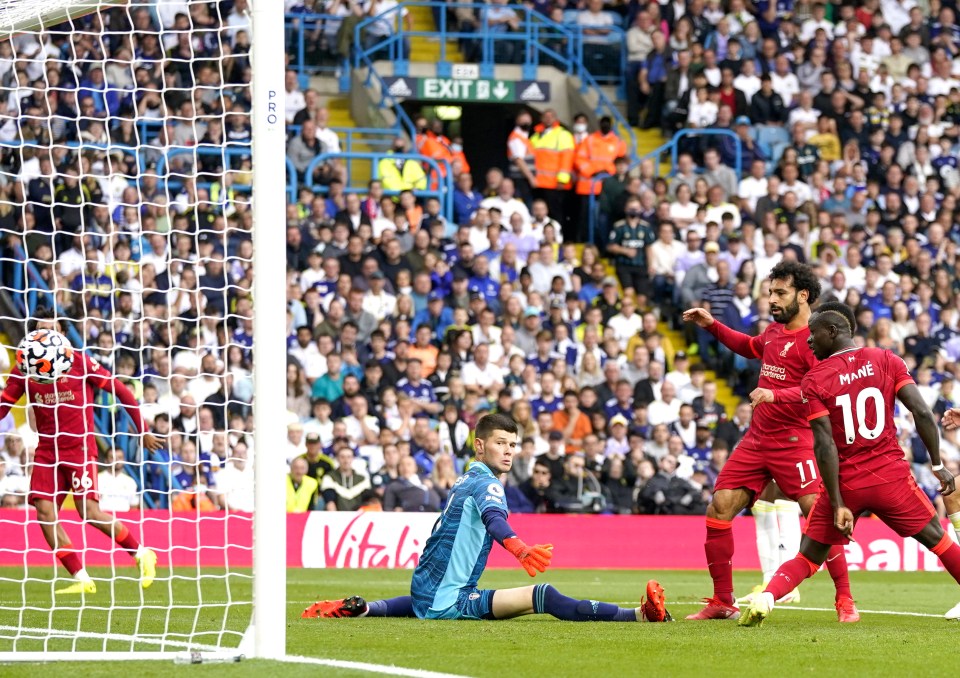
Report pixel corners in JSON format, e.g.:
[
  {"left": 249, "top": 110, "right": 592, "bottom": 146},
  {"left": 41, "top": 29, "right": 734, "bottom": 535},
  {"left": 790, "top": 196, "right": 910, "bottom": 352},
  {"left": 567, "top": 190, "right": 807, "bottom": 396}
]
[{"left": 629, "top": 601, "right": 944, "bottom": 618}]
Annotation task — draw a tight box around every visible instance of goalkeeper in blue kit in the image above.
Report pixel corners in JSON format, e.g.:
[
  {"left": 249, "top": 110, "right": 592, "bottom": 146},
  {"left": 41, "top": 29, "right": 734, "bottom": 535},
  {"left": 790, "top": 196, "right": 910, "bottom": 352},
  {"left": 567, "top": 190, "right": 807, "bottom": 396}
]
[{"left": 303, "top": 413, "right": 671, "bottom": 623}]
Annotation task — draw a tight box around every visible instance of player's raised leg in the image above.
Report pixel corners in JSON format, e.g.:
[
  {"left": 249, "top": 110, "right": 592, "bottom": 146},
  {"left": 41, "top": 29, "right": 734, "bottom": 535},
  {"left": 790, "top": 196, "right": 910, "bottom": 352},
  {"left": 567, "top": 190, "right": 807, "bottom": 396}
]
[
  {"left": 795, "top": 491, "right": 856, "bottom": 621},
  {"left": 302, "top": 595, "right": 413, "bottom": 618},
  {"left": 739, "top": 538, "right": 830, "bottom": 628},
  {"left": 687, "top": 487, "right": 752, "bottom": 620},
  {"left": 942, "top": 492, "right": 960, "bottom": 619},
  {"left": 75, "top": 472, "right": 157, "bottom": 590}
]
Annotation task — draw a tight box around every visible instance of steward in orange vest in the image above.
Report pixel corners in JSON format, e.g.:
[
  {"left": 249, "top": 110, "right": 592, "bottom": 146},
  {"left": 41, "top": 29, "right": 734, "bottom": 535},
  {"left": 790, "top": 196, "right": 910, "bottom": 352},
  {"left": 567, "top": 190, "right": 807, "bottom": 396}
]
[{"left": 574, "top": 117, "right": 628, "bottom": 195}]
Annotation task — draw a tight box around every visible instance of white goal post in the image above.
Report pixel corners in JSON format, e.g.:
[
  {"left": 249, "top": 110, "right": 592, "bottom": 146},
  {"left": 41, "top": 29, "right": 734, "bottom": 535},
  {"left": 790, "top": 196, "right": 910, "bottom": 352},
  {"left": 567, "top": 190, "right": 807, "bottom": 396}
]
[{"left": 0, "top": 0, "right": 287, "bottom": 662}]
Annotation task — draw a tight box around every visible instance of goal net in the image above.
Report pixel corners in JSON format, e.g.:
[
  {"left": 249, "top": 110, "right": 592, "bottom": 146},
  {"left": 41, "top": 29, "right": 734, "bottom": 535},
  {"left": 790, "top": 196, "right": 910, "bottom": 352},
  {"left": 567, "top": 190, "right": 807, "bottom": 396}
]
[{"left": 0, "top": 0, "right": 286, "bottom": 660}]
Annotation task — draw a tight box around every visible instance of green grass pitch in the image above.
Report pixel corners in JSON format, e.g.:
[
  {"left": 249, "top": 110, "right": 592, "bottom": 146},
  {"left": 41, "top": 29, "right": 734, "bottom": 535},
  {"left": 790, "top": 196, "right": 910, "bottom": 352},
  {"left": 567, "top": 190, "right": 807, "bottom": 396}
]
[{"left": 1, "top": 566, "right": 957, "bottom": 677}]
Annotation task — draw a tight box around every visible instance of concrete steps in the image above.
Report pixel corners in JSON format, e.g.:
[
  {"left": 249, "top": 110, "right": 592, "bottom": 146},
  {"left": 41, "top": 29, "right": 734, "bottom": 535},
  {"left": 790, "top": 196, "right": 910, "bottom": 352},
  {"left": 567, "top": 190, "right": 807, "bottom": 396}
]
[{"left": 407, "top": 5, "right": 465, "bottom": 64}]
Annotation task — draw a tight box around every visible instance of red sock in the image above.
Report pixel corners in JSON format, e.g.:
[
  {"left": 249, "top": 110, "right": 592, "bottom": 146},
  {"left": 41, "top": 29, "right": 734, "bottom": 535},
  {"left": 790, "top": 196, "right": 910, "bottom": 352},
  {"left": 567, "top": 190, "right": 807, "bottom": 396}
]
[
  {"left": 765, "top": 553, "right": 820, "bottom": 601},
  {"left": 705, "top": 518, "right": 735, "bottom": 605},
  {"left": 825, "top": 545, "right": 852, "bottom": 600},
  {"left": 56, "top": 549, "right": 83, "bottom": 576},
  {"left": 930, "top": 533, "right": 960, "bottom": 585},
  {"left": 114, "top": 523, "right": 140, "bottom": 557}
]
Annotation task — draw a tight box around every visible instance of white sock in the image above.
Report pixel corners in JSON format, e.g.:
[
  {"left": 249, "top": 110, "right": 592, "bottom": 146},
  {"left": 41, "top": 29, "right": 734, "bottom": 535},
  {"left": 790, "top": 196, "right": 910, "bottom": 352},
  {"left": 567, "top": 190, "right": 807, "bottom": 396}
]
[
  {"left": 75, "top": 568, "right": 93, "bottom": 583},
  {"left": 761, "top": 591, "right": 776, "bottom": 611},
  {"left": 135, "top": 545, "right": 148, "bottom": 560},
  {"left": 948, "top": 513, "right": 960, "bottom": 545},
  {"left": 775, "top": 500, "right": 802, "bottom": 566},
  {"left": 752, "top": 500, "right": 779, "bottom": 582}
]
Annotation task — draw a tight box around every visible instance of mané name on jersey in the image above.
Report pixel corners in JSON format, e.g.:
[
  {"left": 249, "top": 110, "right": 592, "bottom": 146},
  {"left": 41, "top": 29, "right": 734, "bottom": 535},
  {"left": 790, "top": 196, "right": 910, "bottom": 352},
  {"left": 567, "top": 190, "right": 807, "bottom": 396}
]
[{"left": 800, "top": 346, "right": 915, "bottom": 491}]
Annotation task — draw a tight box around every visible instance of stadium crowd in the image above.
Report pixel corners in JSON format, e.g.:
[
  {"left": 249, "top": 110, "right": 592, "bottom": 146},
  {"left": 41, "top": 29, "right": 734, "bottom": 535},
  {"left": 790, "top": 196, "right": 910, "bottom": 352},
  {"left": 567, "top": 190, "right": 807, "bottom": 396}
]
[{"left": 1, "top": 0, "right": 960, "bottom": 517}]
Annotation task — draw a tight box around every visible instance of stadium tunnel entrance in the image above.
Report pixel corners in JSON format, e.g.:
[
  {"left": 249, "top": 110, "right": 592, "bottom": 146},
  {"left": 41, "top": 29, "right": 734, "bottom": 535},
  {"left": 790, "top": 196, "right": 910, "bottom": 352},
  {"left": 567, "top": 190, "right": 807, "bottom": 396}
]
[{"left": 401, "top": 102, "right": 537, "bottom": 187}]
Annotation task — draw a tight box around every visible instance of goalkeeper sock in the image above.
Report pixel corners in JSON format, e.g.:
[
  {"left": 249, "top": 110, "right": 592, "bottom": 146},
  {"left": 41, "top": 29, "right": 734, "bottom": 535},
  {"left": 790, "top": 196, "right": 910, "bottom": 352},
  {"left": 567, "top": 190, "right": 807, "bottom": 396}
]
[
  {"left": 365, "top": 596, "right": 414, "bottom": 617},
  {"left": 114, "top": 523, "right": 140, "bottom": 557},
  {"left": 774, "top": 500, "right": 802, "bottom": 566},
  {"left": 533, "top": 584, "right": 638, "bottom": 622},
  {"left": 931, "top": 533, "right": 960, "bottom": 585},
  {"left": 751, "top": 501, "right": 778, "bottom": 583},
  {"left": 56, "top": 549, "right": 83, "bottom": 577},
  {"left": 825, "top": 545, "right": 852, "bottom": 601},
  {"left": 948, "top": 512, "right": 960, "bottom": 544},
  {"left": 764, "top": 553, "right": 820, "bottom": 602},
  {"left": 705, "top": 517, "right": 735, "bottom": 605}
]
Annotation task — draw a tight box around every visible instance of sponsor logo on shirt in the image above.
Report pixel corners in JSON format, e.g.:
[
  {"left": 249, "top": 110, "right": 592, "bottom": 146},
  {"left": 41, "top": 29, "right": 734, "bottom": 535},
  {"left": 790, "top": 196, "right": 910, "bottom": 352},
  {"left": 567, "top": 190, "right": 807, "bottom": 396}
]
[{"left": 759, "top": 363, "right": 787, "bottom": 381}]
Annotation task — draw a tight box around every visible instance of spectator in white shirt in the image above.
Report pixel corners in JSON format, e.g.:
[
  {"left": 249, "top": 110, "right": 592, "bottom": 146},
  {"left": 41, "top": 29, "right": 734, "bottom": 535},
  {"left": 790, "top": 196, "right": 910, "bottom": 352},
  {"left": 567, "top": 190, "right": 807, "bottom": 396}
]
[
  {"left": 647, "top": 380, "right": 683, "bottom": 426},
  {"left": 284, "top": 69, "right": 306, "bottom": 125},
  {"left": 737, "top": 159, "right": 769, "bottom": 213},
  {"left": 215, "top": 443, "right": 255, "bottom": 512},
  {"left": 362, "top": 270, "right": 397, "bottom": 320},
  {"left": 461, "top": 343, "right": 504, "bottom": 395},
  {"left": 607, "top": 296, "right": 645, "bottom": 350},
  {"left": 97, "top": 447, "right": 140, "bottom": 512}
]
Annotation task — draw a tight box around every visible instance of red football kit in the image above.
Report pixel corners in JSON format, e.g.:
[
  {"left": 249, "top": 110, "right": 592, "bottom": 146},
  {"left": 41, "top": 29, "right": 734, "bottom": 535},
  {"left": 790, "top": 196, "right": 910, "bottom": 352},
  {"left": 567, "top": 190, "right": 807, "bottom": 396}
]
[
  {"left": 0, "top": 354, "right": 145, "bottom": 507},
  {"left": 706, "top": 319, "right": 822, "bottom": 500},
  {"left": 798, "top": 346, "right": 934, "bottom": 544}
]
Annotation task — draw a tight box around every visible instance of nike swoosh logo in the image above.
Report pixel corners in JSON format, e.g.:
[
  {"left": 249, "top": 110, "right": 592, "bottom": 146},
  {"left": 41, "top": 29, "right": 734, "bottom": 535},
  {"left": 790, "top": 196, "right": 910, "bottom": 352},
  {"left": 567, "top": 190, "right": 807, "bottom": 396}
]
[
  {"left": 765, "top": 341, "right": 771, "bottom": 345},
  {"left": 827, "top": 553, "right": 842, "bottom": 562},
  {"left": 799, "top": 480, "right": 816, "bottom": 489}
]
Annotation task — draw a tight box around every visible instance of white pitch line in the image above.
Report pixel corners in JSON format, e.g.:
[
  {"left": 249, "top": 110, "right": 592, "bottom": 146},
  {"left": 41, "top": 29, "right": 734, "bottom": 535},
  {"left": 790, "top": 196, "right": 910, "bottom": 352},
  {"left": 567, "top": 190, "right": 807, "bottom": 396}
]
[
  {"left": 630, "top": 601, "right": 944, "bottom": 618},
  {"left": 282, "top": 655, "right": 473, "bottom": 678},
  {"left": 0, "top": 625, "right": 224, "bottom": 651}
]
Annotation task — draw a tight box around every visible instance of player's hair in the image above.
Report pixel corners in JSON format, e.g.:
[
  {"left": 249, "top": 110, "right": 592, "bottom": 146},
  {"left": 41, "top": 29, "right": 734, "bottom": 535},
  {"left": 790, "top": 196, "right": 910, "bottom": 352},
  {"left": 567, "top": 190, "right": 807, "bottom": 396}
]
[
  {"left": 768, "top": 261, "right": 821, "bottom": 304},
  {"left": 812, "top": 301, "right": 858, "bottom": 335},
  {"left": 26, "top": 307, "right": 57, "bottom": 332},
  {"left": 475, "top": 413, "right": 520, "bottom": 441}
]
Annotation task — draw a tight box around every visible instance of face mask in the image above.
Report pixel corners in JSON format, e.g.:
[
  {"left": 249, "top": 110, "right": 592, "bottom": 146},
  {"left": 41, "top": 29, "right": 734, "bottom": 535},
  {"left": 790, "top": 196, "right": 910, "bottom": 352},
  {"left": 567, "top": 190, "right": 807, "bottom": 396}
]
[
  {"left": 574, "top": 123, "right": 588, "bottom": 134},
  {"left": 626, "top": 209, "right": 642, "bottom": 218},
  {"left": 393, "top": 145, "right": 405, "bottom": 153},
  {"left": 418, "top": 126, "right": 427, "bottom": 134},
  {"left": 599, "top": 121, "right": 612, "bottom": 135},
  {"left": 519, "top": 122, "right": 531, "bottom": 132},
  {"left": 451, "top": 144, "right": 462, "bottom": 153}
]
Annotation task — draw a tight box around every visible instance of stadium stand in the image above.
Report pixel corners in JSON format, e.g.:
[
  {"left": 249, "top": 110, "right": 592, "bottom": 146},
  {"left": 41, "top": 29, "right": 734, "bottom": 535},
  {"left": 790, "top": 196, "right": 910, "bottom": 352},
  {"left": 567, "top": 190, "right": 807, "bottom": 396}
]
[{"left": 1, "top": 0, "right": 960, "bottom": 519}]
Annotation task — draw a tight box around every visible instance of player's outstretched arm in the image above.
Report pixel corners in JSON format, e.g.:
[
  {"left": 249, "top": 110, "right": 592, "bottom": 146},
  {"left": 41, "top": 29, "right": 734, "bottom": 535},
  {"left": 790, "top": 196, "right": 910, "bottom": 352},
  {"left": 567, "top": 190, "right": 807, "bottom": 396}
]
[
  {"left": 810, "top": 416, "right": 853, "bottom": 535},
  {"left": 898, "top": 383, "right": 955, "bottom": 496},
  {"left": 481, "top": 509, "right": 553, "bottom": 577},
  {"left": 683, "top": 307, "right": 759, "bottom": 359},
  {"left": 749, "top": 385, "right": 803, "bottom": 407},
  {"left": 0, "top": 370, "right": 26, "bottom": 422}
]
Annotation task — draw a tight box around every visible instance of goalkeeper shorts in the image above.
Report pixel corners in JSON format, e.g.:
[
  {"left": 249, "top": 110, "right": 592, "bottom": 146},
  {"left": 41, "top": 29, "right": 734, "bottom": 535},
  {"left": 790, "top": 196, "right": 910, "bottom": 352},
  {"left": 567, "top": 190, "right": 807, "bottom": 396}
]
[{"left": 420, "top": 588, "right": 496, "bottom": 620}]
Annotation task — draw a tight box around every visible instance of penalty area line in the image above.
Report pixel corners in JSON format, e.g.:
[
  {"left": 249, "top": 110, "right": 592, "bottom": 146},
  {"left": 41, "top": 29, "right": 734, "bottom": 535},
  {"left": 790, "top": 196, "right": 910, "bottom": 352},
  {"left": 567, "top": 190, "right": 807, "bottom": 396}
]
[
  {"left": 0, "top": 625, "right": 224, "bottom": 651},
  {"left": 630, "top": 602, "right": 943, "bottom": 618},
  {"left": 283, "top": 655, "right": 474, "bottom": 678}
]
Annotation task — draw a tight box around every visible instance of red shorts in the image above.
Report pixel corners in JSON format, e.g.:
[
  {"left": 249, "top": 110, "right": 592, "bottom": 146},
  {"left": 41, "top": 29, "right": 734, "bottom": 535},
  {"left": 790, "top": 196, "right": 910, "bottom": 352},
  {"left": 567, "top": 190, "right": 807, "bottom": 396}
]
[
  {"left": 804, "top": 475, "right": 935, "bottom": 545},
  {"left": 714, "top": 441, "right": 820, "bottom": 502},
  {"left": 29, "top": 455, "right": 100, "bottom": 508}
]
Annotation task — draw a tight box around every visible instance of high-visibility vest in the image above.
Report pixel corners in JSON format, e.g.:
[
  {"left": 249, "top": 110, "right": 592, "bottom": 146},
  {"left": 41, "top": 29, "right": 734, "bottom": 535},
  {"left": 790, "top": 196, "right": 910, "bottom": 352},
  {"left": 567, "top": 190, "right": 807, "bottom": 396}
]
[
  {"left": 574, "top": 131, "right": 628, "bottom": 195},
  {"left": 507, "top": 127, "right": 535, "bottom": 180},
  {"left": 378, "top": 156, "right": 427, "bottom": 191},
  {"left": 530, "top": 123, "right": 575, "bottom": 190},
  {"left": 416, "top": 132, "right": 452, "bottom": 189},
  {"left": 286, "top": 475, "right": 319, "bottom": 512}
]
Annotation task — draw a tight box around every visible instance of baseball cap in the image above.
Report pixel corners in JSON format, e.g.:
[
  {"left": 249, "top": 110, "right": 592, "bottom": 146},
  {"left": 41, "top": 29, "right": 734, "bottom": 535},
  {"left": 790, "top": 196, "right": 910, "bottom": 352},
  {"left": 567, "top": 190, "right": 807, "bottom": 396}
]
[
  {"left": 524, "top": 306, "right": 541, "bottom": 318},
  {"left": 735, "top": 115, "right": 752, "bottom": 126},
  {"left": 610, "top": 414, "right": 629, "bottom": 427},
  {"left": 602, "top": 276, "right": 618, "bottom": 287},
  {"left": 370, "top": 270, "right": 385, "bottom": 279},
  {"left": 548, "top": 430, "right": 564, "bottom": 441},
  {"left": 288, "top": 421, "right": 304, "bottom": 431},
  {"left": 704, "top": 242, "right": 721, "bottom": 253},
  {"left": 428, "top": 290, "right": 444, "bottom": 302},
  {"left": 550, "top": 298, "right": 564, "bottom": 309},
  {"left": 674, "top": 350, "right": 688, "bottom": 360},
  {"left": 306, "top": 431, "right": 321, "bottom": 443}
]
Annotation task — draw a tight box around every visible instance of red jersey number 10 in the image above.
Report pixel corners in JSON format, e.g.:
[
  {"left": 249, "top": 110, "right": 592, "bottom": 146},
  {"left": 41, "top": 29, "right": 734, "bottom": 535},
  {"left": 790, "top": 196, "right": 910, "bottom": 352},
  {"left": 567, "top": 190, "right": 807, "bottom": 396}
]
[{"left": 836, "top": 387, "right": 885, "bottom": 445}]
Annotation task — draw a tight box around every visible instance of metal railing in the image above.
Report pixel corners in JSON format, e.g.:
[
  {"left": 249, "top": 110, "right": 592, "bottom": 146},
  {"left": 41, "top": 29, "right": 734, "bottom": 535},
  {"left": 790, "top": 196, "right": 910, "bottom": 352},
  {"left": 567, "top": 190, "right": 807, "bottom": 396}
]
[
  {"left": 587, "top": 128, "right": 743, "bottom": 244},
  {"left": 349, "top": 3, "right": 635, "bottom": 157},
  {"left": 304, "top": 151, "right": 454, "bottom": 222}
]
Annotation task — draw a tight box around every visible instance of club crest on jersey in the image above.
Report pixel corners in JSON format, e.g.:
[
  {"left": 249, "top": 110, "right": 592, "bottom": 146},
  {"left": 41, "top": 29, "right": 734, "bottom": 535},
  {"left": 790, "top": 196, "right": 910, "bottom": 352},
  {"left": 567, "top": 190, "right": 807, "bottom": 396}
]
[{"left": 780, "top": 341, "right": 795, "bottom": 357}]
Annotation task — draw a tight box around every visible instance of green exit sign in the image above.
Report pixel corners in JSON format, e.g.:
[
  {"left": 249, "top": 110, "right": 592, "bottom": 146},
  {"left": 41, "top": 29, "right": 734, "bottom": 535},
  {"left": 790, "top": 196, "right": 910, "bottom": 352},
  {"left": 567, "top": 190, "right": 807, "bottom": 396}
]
[{"left": 383, "top": 77, "right": 551, "bottom": 103}]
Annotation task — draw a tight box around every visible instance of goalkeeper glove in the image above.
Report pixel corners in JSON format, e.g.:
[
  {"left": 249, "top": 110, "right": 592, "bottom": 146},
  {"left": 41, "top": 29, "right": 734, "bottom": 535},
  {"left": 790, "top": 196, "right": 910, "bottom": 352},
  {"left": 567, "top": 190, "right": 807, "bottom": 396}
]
[{"left": 503, "top": 537, "right": 553, "bottom": 577}]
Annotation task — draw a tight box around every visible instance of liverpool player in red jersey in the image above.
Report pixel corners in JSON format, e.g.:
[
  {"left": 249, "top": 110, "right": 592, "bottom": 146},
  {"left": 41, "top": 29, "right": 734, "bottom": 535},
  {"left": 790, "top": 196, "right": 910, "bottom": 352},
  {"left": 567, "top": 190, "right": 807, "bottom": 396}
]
[
  {"left": 682, "top": 261, "right": 856, "bottom": 622},
  {"left": 741, "top": 302, "right": 960, "bottom": 626},
  {"left": 0, "top": 313, "right": 163, "bottom": 594}
]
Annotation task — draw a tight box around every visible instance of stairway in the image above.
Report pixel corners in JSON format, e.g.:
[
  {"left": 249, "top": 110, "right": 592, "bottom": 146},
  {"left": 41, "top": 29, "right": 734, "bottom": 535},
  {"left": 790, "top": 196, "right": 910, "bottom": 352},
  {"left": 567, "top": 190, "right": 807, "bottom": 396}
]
[
  {"left": 406, "top": 4, "right": 465, "bottom": 64},
  {"left": 320, "top": 93, "right": 374, "bottom": 188},
  {"left": 632, "top": 126, "right": 740, "bottom": 417}
]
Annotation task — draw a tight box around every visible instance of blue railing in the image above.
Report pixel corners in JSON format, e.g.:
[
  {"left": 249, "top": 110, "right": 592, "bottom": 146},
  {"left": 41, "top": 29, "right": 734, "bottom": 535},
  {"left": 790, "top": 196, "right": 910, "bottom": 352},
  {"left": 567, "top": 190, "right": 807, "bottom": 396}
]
[
  {"left": 305, "top": 151, "right": 455, "bottom": 223},
  {"left": 587, "top": 128, "right": 743, "bottom": 243},
  {"left": 285, "top": 12, "right": 351, "bottom": 91},
  {"left": 349, "top": 3, "right": 635, "bottom": 157}
]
